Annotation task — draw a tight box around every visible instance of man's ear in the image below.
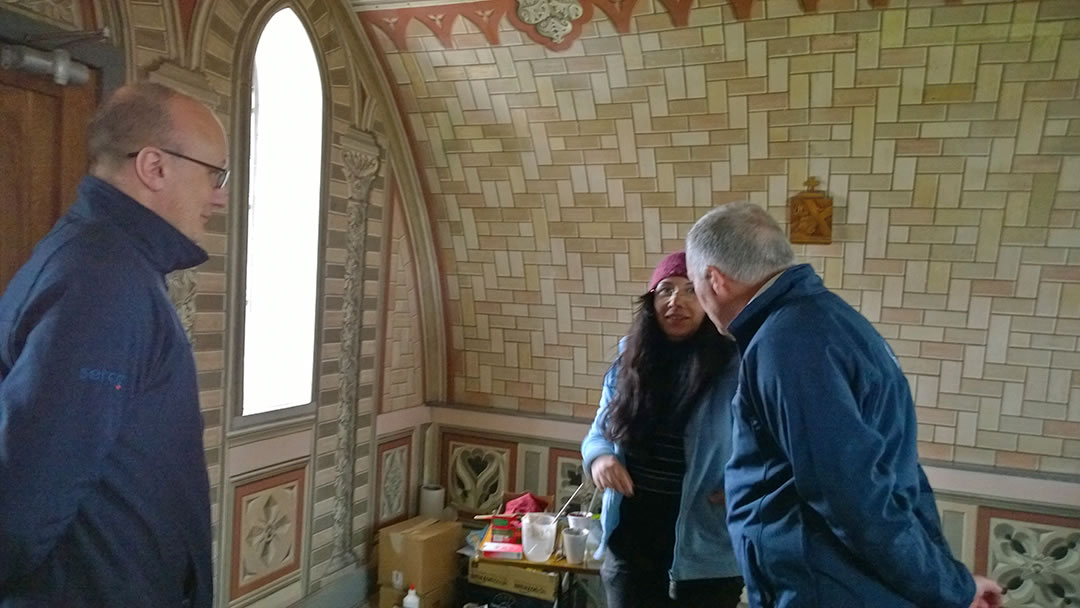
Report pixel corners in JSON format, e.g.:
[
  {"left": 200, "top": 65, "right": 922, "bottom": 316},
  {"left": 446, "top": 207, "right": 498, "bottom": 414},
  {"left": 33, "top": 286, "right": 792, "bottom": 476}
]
[
  {"left": 705, "top": 265, "right": 728, "bottom": 297},
  {"left": 131, "top": 148, "right": 168, "bottom": 192}
]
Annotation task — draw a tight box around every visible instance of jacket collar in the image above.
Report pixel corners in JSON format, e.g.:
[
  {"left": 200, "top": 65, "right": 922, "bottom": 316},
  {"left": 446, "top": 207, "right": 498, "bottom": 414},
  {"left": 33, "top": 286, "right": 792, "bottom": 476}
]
[
  {"left": 728, "top": 264, "right": 823, "bottom": 348},
  {"left": 72, "top": 176, "right": 209, "bottom": 274}
]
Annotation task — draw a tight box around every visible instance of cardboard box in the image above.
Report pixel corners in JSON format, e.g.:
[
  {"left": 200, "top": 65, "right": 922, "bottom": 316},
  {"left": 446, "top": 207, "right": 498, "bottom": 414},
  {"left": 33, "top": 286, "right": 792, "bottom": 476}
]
[
  {"left": 467, "top": 560, "right": 558, "bottom": 601},
  {"left": 378, "top": 517, "right": 464, "bottom": 594},
  {"left": 377, "top": 583, "right": 457, "bottom": 608},
  {"left": 465, "top": 582, "right": 555, "bottom": 608}
]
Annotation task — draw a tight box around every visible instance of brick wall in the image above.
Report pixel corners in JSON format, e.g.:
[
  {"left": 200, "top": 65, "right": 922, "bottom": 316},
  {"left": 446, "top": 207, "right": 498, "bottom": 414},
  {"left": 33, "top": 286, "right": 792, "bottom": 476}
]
[
  {"left": 367, "top": 0, "right": 1080, "bottom": 476},
  {"left": 381, "top": 196, "right": 426, "bottom": 413}
]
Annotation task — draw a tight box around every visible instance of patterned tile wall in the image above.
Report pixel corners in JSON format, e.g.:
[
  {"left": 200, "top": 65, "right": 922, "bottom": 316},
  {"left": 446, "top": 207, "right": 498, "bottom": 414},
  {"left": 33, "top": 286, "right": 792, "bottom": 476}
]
[
  {"left": 368, "top": 0, "right": 1080, "bottom": 475},
  {"left": 193, "top": 0, "right": 388, "bottom": 591},
  {"left": 381, "top": 196, "right": 426, "bottom": 413}
]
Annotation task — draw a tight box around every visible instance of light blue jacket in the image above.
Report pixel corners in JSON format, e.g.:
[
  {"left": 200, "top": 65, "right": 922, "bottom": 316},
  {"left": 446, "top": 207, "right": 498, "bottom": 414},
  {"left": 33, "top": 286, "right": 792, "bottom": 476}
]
[{"left": 581, "top": 345, "right": 742, "bottom": 581}]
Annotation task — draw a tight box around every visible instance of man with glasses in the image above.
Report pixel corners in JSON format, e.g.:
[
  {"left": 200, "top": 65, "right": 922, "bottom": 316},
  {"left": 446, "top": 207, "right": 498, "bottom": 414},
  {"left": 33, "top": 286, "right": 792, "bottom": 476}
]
[{"left": 0, "top": 82, "right": 226, "bottom": 607}]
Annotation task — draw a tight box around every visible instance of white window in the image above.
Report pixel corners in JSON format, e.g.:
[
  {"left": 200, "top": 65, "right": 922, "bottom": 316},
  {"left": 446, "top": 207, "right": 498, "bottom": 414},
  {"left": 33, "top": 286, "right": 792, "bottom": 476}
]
[{"left": 241, "top": 7, "right": 323, "bottom": 416}]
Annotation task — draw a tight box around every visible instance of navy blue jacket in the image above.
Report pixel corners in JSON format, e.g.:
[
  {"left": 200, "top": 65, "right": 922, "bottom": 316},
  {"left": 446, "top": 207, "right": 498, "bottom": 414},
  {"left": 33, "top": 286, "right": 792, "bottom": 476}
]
[
  {"left": 0, "top": 177, "right": 213, "bottom": 607},
  {"left": 725, "top": 264, "right": 974, "bottom": 608}
]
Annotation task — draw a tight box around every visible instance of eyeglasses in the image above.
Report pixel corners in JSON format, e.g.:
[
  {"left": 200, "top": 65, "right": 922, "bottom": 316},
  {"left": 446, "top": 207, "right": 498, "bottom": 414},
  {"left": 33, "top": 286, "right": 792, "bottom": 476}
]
[
  {"left": 654, "top": 283, "right": 696, "bottom": 299},
  {"left": 127, "top": 148, "right": 230, "bottom": 189}
]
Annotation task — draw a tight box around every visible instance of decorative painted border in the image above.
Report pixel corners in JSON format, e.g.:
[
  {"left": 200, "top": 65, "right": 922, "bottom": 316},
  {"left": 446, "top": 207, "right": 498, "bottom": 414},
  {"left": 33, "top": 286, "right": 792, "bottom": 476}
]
[
  {"left": 440, "top": 431, "right": 518, "bottom": 514},
  {"left": 230, "top": 466, "right": 306, "bottom": 600},
  {"left": 974, "top": 507, "right": 1080, "bottom": 576},
  {"left": 358, "top": 0, "right": 945, "bottom": 52},
  {"left": 359, "top": 0, "right": 643, "bottom": 52},
  {"left": 375, "top": 434, "right": 414, "bottom": 528}
]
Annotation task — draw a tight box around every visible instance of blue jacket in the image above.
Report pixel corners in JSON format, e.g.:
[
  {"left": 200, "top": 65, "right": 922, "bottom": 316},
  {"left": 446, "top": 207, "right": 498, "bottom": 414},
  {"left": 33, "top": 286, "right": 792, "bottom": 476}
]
[
  {"left": 725, "top": 264, "right": 974, "bottom": 608},
  {"left": 581, "top": 342, "right": 742, "bottom": 582},
  {"left": 0, "top": 177, "right": 213, "bottom": 607}
]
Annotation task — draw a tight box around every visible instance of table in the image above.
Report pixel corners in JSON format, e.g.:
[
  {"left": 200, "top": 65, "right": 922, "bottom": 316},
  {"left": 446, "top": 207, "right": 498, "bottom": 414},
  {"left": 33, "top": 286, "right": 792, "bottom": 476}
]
[{"left": 472, "top": 554, "right": 601, "bottom": 608}]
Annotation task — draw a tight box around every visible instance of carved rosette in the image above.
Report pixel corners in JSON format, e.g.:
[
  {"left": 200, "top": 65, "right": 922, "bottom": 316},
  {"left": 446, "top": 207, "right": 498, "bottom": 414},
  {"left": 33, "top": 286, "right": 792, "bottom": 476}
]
[
  {"left": 167, "top": 269, "right": 198, "bottom": 342},
  {"left": 328, "top": 144, "right": 382, "bottom": 572},
  {"left": 516, "top": 0, "right": 584, "bottom": 45}
]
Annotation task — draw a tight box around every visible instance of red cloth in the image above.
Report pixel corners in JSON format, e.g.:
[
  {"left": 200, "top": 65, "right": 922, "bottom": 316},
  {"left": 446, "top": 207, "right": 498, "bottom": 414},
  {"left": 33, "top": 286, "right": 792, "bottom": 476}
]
[
  {"left": 648, "top": 251, "right": 688, "bottom": 292},
  {"left": 504, "top": 492, "right": 549, "bottom": 514}
]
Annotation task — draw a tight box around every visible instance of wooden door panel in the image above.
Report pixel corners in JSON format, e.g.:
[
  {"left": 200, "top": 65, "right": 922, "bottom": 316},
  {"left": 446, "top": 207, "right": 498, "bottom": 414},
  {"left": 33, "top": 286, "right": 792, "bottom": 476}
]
[{"left": 0, "top": 65, "right": 98, "bottom": 293}]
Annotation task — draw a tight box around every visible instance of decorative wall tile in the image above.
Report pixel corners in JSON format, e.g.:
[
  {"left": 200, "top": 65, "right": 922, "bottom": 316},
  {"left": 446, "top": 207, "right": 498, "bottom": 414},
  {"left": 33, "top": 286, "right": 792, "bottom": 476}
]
[
  {"left": 441, "top": 432, "right": 517, "bottom": 515},
  {"left": 361, "top": 0, "right": 1080, "bottom": 475},
  {"left": 976, "top": 507, "right": 1080, "bottom": 607},
  {"left": 231, "top": 467, "right": 305, "bottom": 600},
  {"left": 376, "top": 435, "right": 412, "bottom": 527},
  {"left": 516, "top": 443, "right": 550, "bottom": 496},
  {"left": 548, "top": 448, "right": 596, "bottom": 514}
]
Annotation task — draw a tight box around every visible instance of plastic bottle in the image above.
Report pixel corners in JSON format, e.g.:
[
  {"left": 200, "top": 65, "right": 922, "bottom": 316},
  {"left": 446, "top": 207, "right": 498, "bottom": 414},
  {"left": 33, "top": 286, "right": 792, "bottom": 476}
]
[{"left": 402, "top": 585, "right": 420, "bottom": 608}]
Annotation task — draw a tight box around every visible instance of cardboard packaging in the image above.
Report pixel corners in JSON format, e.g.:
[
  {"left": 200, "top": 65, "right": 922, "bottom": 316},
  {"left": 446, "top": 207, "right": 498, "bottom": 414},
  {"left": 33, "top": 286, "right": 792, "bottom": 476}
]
[
  {"left": 467, "top": 560, "right": 558, "bottom": 601},
  {"left": 377, "top": 583, "right": 457, "bottom": 608},
  {"left": 377, "top": 517, "right": 464, "bottom": 594},
  {"left": 464, "top": 583, "right": 555, "bottom": 608}
]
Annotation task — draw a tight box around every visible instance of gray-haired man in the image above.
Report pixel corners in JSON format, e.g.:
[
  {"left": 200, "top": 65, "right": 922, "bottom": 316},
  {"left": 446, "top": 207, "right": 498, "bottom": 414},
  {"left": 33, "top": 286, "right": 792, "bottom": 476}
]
[{"left": 686, "top": 202, "right": 1002, "bottom": 608}]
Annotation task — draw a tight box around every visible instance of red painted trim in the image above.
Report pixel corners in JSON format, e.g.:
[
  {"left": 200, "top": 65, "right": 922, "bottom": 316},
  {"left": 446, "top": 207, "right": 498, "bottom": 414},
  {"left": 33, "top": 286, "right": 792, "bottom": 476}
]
[
  {"left": 80, "top": 0, "right": 98, "bottom": 29},
  {"left": 375, "top": 434, "right": 414, "bottom": 528},
  {"left": 799, "top": 0, "right": 818, "bottom": 14},
  {"left": 360, "top": 17, "right": 455, "bottom": 403},
  {"left": 177, "top": 0, "right": 197, "bottom": 44},
  {"left": 412, "top": 11, "right": 463, "bottom": 48},
  {"left": 359, "top": 0, "right": 638, "bottom": 51},
  {"left": 459, "top": 3, "right": 508, "bottom": 45},
  {"left": 363, "top": 11, "right": 412, "bottom": 50},
  {"left": 657, "top": 0, "right": 693, "bottom": 27},
  {"left": 730, "top": 0, "right": 754, "bottom": 20},
  {"left": 591, "top": 0, "right": 637, "bottom": 33},
  {"left": 973, "top": 506, "right": 1080, "bottom": 576}
]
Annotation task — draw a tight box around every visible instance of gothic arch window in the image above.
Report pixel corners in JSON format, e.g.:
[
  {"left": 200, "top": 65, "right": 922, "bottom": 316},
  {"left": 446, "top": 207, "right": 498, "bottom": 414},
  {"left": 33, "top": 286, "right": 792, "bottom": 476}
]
[{"left": 238, "top": 6, "right": 326, "bottom": 417}]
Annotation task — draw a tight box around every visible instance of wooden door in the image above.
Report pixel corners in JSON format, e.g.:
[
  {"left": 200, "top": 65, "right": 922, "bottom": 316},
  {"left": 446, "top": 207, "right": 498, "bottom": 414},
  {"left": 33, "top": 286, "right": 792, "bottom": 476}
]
[{"left": 0, "top": 64, "right": 100, "bottom": 293}]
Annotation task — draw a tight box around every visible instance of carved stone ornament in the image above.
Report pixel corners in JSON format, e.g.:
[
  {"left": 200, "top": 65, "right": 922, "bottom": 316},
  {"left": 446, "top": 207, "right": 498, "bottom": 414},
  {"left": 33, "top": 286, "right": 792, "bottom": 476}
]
[
  {"left": 516, "top": 0, "right": 584, "bottom": 45},
  {"left": 328, "top": 140, "right": 382, "bottom": 573},
  {"left": 449, "top": 445, "right": 509, "bottom": 514},
  {"left": 789, "top": 176, "right": 833, "bottom": 245},
  {"left": 166, "top": 269, "right": 198, "bottom": 342},
  {"left": 4, "top": 0, "right": 82, "bottom": 28},
  {"left": 986, "top": 517, "right": 1080, "bottom": 607}
]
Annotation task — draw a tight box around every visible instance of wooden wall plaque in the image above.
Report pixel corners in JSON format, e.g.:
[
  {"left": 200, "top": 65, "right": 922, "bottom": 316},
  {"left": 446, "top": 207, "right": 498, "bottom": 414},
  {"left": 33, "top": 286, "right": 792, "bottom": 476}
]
[{"left": 789, "top": 177, "right": 833, "bottom": 244}]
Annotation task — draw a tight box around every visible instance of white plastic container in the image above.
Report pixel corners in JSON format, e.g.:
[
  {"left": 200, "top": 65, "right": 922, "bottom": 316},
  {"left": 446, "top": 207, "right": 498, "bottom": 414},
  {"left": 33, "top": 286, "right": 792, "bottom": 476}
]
[
  {"left": 521, "top": 512, "right": 557, "bottom": 562},
  {"left": 402, "top": 585, "right": 419, "bottom": 608}
]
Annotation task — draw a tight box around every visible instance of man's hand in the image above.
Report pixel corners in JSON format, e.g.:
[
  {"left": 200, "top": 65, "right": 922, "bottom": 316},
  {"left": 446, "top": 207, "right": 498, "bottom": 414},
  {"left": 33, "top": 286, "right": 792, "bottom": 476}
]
[
  {"left": 590, "top": 455, "right": 634, "bottom": 497},
  {"left": 968, "top": 575, "right": 1003, "bottom": 608}
]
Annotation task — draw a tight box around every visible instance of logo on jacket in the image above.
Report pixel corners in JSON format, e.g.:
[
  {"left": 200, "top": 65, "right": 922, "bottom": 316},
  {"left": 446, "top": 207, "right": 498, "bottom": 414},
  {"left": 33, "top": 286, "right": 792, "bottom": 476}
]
[{"left": 79, "top": 367, "right": 128, "bottom": 390}]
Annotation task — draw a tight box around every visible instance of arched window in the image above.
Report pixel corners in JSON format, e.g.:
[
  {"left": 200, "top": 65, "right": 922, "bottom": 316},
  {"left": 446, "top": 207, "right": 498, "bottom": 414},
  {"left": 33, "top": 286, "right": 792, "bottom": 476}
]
[{"left": 240, "top": 7, "right": 324, "bottom": 416}]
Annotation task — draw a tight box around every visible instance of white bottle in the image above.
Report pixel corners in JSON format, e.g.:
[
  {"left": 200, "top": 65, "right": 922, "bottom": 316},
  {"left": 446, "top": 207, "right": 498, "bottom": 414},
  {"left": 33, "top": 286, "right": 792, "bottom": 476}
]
[{"left": 402, "top": 585, "right": 420, "bottom": 608}]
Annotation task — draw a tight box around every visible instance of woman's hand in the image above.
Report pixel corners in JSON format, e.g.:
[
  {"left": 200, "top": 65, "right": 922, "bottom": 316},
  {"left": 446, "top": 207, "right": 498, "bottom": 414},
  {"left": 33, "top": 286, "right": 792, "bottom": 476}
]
[{"left": 590, "top": 454, "right": 634, "bottom": 497}]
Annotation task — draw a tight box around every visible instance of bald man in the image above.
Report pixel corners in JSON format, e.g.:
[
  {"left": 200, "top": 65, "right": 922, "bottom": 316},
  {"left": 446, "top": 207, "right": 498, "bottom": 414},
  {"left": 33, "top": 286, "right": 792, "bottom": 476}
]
[{"left": 0, "top": 82, "right": 227, "bottom": 607}]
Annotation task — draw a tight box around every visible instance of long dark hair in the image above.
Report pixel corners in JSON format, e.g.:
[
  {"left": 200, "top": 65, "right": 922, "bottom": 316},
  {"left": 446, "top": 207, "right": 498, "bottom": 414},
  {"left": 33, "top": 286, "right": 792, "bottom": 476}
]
[{"left": 602, "top": 291, "right": 736, "bottom": 448}]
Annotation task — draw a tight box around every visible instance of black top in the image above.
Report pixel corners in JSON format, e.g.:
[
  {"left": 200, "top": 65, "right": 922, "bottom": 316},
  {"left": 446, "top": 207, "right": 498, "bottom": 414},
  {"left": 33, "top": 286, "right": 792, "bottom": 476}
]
[{"left": 608, "top": 341, "right": 694, "bottom": 568}]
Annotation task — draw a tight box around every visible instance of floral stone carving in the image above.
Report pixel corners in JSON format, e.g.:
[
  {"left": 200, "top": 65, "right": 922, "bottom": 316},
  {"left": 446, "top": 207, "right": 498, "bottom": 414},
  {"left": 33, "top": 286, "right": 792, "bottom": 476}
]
[
  {"left": 515, "top": 0, "right": 584, "bottom": 45},
  {"left": 979, "top": 510, "right": 1080, "bottom": 608}
]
